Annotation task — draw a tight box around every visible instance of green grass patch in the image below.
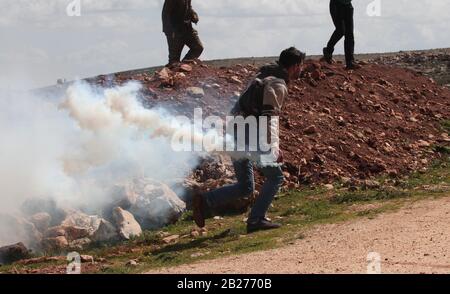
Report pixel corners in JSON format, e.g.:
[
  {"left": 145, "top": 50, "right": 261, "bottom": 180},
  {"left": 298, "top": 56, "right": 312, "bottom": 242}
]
[
  {"left": 441, "top": 119, "right": 450, "bottom": 134},
  {"left": 330, "top": 188, "right": 410, "bottom": 204}
]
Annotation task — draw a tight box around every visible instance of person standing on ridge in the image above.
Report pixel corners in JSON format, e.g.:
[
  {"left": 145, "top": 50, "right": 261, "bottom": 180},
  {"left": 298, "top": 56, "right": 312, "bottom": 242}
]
[
  {"left": 322, "top": 0, "right": 361, "bottom": 70},
  {"left": 162, "top": 0, "right": 204, "bottom": 67}
]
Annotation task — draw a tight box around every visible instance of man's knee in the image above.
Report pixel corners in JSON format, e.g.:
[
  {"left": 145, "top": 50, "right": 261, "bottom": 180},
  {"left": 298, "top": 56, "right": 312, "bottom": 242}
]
[
  {"left": 190, "top": 38, "right": 204, "bottom": 56},
  {"left": 238, "top": 182, "right": 255, "bottom": 197}
]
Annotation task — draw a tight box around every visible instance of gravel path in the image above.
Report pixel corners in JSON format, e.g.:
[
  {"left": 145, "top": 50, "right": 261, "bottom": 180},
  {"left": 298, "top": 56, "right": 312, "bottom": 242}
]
[{"left": 148, "top": 196, "right": 450, "bottom": 274}]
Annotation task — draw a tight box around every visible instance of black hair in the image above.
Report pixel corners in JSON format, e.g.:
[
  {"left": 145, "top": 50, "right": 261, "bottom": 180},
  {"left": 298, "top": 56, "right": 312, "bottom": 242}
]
[{"left": 278, "top": 47, "right": 306, "bottom": 69}]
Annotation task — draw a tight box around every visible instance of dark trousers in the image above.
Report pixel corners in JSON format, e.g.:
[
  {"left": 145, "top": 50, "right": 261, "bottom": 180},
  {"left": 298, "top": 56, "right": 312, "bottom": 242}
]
[
  {"left": 326, "top": 0, "right": 355, "bottom": 66},
  {"left": 165, "top": 27, "right": 204, "bottom": 65},
  {"left": 205, "top": 159, "right": 284, "bottom": 223}
]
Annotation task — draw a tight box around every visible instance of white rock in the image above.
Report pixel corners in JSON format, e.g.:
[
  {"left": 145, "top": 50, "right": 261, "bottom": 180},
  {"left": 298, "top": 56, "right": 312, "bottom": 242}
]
[
  {"left": 324, "top": 184, "right": 334, "bottom": 191},
  {"left": 29, "top": 213, "right": 51, "bottom": 233},
  {"left": 127, "top": 178, "right": 186, "bottom": 229},
  {"left": 92, "top": 220, "right": 119, "bottom": 242},
  {"left": 112, "top": 207, "right": 142, "bottom": 240},
  {"left": 187, "top": 87, "right": 205, "bottom": 98},
  {"left": 61, "top": 210, "right": 102, "bottom": 236}
]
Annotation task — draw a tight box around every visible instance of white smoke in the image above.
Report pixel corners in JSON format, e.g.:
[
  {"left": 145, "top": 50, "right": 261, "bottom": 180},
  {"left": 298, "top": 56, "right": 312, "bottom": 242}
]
[{"left": 0, "top": 81, "right": 207, "bottom": 246}]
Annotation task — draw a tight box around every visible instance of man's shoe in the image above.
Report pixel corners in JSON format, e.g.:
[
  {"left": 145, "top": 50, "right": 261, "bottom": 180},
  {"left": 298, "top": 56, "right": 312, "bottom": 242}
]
[
  {"left": 165, "top": 62, "right": 181, "bottom": 69},
  {"left": 247, "top": 218, "right": 281, "bottom": 234},
  {"left": 192, "top": 187, "right": 206, "bottom": 228},
  {"left": 322, "top": 47, "right": 334, "bottom": 64},
  {"left": 346, "top": 62, "right": 362, "bottom": 70}
]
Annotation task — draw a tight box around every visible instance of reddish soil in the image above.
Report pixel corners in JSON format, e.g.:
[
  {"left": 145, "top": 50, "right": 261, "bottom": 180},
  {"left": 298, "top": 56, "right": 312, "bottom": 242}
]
[{"left": 87, "top": 59, "right": 450, "bottom": 190}]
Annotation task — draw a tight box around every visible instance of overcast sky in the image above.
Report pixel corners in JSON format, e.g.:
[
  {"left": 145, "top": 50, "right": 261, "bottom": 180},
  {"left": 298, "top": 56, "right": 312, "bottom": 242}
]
[{"left": 0, "top": 0, "right": 449, "bottom": 89}]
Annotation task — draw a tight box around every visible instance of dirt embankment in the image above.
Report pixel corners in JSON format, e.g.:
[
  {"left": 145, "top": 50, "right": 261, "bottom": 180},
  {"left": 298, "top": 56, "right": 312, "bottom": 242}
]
[{"left": 84, "top": 55, "right": 450, "bottom": 193}]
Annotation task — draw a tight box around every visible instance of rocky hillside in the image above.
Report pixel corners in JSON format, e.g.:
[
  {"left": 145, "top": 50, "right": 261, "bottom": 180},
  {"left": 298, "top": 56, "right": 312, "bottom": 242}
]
[
  {"left": 81, "top": 53, "right": 450, "bottom": 195},
  {"left": 371, "top": 48, "right": 450, "bottom": 87}
]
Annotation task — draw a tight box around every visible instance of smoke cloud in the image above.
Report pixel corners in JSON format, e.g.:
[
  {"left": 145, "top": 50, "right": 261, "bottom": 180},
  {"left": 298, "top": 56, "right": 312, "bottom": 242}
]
[{"left": 0, "top": 81, "right": 205, "bottom": 246}]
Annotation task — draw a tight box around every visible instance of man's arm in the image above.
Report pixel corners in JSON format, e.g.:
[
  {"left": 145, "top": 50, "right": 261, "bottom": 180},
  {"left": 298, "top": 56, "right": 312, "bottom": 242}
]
[{"left": 261, "top": 79, "right": 288, "bottom": 162}]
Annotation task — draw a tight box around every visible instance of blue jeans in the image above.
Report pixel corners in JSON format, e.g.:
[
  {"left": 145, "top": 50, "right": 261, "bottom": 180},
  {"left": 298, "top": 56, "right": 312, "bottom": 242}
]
[{"left": 205, "top": 159, "right": 284, "bottom": 223}]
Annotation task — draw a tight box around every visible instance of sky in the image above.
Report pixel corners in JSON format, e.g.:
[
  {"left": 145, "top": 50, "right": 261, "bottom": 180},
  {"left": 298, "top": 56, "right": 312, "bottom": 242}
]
[{"left": 0, "top": 0, "right": 449, "bottom": 89}]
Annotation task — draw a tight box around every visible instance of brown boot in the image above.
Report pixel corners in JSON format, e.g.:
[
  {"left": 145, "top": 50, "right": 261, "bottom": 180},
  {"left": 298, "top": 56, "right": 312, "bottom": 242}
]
[{"left": 192, "top": 187, "right": 206, "bottom": 228}]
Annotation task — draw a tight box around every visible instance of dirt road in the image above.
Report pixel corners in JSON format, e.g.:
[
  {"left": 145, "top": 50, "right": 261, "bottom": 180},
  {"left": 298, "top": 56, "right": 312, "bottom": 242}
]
[{"left": 149, "top": 196, "right": 450, "bottom": 274}]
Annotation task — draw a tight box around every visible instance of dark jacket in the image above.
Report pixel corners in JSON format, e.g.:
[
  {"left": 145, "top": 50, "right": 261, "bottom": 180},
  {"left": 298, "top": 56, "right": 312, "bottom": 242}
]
[{"left": 162, "top": 0, "right": 198, "bottom": 33}]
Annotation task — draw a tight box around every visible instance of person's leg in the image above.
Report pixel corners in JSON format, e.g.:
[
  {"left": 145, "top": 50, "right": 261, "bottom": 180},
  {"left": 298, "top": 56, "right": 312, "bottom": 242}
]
[
  {"left": 326, "top": 0, "right": 345, "bottom": 56},
  {"left": 182, "top": 28, "right": 204, "bottom": 61},
  {"left": 204, "top": 159, "right": 255, "bottom": 211},
  {"left": 343, "top": 4, "right": 356, "bottom": 67},
  {"left": 166, "top": 32, "right": 184, "bottom": 65},
  {"left": 248, "top": 165, "right": 284, "bottom": 223}
]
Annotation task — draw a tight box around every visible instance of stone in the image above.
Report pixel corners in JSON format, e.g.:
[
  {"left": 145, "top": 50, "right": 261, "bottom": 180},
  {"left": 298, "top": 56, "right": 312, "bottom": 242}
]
[
  {"left": 417, "top": 140, "right": 430, "bottom": 148},
  {"left": 387, "top": 169, "right": 399, "bottom": 178},
  {"left": 378, "top": 78, "right": 393, "bottom": 88},
  {"left": 127, "top": 178, "right": 186, "bottom": 230},
  {"left": 311, "top": 69, "right": 325, "bottom": 80},
  {"left": 91, "top": 220, "right": 119, "bottom": 242},
  {"left": 304, "top": 125, "right": 317, "bottom": 135},
  {"left": 157, "top": 67, "right": 174, "bottom": 87},
  {"left": 41, "top": 236, "right": 69, "bottom": 252},
  {"left": 29, "top": 213, "right": 51, "bottom": 233},
  {"left": 61, "top": 210, "right": 102, "bottom": 236},
  {"left": 80, "top": 255, "right": 94, "bottom": 263},
  {"left": 0, "top": 214, "right": 42, "bottom": 251},
  {"left": 340, "top": 177, "right": 352, "bottom": 186},
  {"left": 0, "top": 243, "right": 30, "bottom": 264},
  {"left": 62, "top": 226, "right": 90, "bottom": 241},
  {"left": 162, "top": 235, "right": 180, "bottom": 244},
  {"left": 179, "top": 64, "right": 193, "bottom": 72},
  {"left": 69, "top": 238, "right": 92, "bottom": 250},
  {"left": 112, "top": 207, "right": 142, "bottom": 240},
  {"left": 324, "top": 184, "right": 334, "bottom": 191},
  {"left": 187, "top": 87, "right": 205, "bottom": 98},
  {"left": 199, "top": 228, "right": 208, "bottom": 237},
  {"left": 20, "top": 198, "right": 66, "bottom": 226},
  {"left": 363, "top": 180, "right": 381, "bottom": 189},
  {"left": 44, "top": 221, "right": 100, "bottom": 244},
  {"left": 158, "top": 67, "right": 172, "bottom": 81},
  {"left": 323, "top": 107, "right": 332, "bottom": 115},
  {"left": 44, "top": 226, "right": 66, "bottom": 238},
  {"left": 229, "top": 76, "right": 243, "bottom": 84},
  {"left": 337, "top": 116, "right": 346, "bottom": 126},
  {"left": 126, "top": 259, "right": 138, "bottom": 267}
]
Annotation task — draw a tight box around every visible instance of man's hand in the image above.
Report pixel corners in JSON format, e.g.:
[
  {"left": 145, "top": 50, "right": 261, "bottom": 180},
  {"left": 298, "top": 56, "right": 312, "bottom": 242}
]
[
  {"left": 192, "top": 11, "right": 199, "bottom": 24},
  {"left": 277, "top": 149, "right": 284, "bottom": 163}
]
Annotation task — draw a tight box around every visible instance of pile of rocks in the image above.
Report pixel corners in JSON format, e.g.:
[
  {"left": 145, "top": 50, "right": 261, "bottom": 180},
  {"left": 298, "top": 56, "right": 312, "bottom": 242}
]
[{"left": 0, "top": 178, "right": 185, "bottom": 264}]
